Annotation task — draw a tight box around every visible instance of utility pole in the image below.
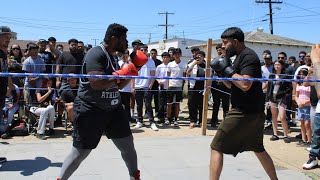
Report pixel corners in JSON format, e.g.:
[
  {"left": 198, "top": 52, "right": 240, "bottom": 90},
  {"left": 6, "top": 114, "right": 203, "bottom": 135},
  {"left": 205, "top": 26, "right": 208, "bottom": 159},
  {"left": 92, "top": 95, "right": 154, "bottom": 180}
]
[
  {"left": 158, "top": 11, "right": 174, "bottom": 39},
  {"left": 91, "top": 38, "right": 99, "bottom": 46},
  {"left": 256, "top": 0, "right": 282, "bottom": 34},
  {"left": 148, "top": 33, "right": 151, "bottom": 43}
]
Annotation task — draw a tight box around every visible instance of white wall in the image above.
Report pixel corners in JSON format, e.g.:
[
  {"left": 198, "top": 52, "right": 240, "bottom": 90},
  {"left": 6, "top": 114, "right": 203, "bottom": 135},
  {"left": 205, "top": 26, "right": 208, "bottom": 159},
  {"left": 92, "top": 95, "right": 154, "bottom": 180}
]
[
  {"left": 129, "top": 39, "right": 206, "bottom": 63},
  {"left": 246, "top": 42, "right": 311, "bottom": 61}
]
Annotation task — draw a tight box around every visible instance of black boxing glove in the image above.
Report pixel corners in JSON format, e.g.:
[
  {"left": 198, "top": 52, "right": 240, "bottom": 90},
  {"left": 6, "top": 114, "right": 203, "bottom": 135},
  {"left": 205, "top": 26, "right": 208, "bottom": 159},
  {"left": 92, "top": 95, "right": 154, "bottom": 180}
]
[{"left": 210, "top": 57, "right": 235, "bottom": 78}]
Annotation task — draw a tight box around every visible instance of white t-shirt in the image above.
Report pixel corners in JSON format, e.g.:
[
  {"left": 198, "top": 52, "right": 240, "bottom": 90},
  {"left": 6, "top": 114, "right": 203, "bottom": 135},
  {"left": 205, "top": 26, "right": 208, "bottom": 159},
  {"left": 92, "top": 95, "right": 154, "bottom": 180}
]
[
  {"left": 135, "top": 58, "right": 156, "bottom": 89},
  {"left": 167, "top": 60, "right": 187, "bottom": 88},
  {"left": 155, "top": 63, "right": 169, "bottom": 90},
  {"left": 118, "top": 59, "right": 132, "bottom": 93},
  {"left": 316, "top": 100, "right": 320, "bottom": 113},
  {"left": 261, "top": 65, "right": 272, "bottom": 93}
]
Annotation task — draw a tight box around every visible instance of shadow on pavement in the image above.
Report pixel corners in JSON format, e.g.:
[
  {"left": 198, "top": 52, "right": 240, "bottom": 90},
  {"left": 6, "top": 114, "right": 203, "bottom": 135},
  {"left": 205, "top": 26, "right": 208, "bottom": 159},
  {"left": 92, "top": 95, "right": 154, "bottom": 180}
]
[{"left": 0, "top": 157, "right": 62, "bottom": 176}]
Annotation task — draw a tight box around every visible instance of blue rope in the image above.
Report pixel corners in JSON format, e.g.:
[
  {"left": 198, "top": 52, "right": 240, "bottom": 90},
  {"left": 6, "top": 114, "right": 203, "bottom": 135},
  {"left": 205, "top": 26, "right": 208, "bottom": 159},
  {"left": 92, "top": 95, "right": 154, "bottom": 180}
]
[{"left": 1, "top": 72, "right": 319, "bottom": 83}]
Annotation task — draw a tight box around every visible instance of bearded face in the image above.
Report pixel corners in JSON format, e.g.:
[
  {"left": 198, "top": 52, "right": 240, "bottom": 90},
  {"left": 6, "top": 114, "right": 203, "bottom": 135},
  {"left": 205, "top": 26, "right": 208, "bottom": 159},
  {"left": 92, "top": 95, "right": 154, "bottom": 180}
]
[
  {"left": 221, "top": 38, "right": 237, "bottom": 59},
  {"left": 225, "top": 44, "right": 237, "bottom": 59}
]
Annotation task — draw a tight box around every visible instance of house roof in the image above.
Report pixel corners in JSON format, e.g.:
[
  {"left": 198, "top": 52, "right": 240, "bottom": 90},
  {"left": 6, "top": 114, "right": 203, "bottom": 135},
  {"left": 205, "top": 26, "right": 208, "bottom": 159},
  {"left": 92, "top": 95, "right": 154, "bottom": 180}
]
[{"left": 188, "top": 31, "right": 313, "bottom": 48}]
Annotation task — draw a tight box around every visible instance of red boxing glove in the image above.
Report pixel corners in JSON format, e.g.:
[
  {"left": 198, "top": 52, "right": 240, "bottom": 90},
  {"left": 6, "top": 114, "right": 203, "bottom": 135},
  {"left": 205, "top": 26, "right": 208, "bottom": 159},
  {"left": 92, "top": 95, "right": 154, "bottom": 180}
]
[
  {"left": 112, "top": 63, "right": 138, "bottom": 83},
  {"left": 130, "top": 50, "right": 148, "bottom": 68}
]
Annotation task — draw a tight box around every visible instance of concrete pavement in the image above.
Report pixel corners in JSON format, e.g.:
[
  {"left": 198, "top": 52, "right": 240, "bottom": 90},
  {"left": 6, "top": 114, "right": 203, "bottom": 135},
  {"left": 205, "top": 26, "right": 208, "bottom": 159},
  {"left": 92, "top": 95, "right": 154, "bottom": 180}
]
[{"left": 0, "top": 136, "right": 311, "bottom": 180}]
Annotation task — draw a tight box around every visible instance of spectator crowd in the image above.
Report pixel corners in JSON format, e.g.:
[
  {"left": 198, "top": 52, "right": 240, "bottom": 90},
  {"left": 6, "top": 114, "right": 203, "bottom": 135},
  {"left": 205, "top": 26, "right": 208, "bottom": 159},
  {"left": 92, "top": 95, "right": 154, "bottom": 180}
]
[{"left": 0, "top": 25, "right": 319, "bottom": 171}]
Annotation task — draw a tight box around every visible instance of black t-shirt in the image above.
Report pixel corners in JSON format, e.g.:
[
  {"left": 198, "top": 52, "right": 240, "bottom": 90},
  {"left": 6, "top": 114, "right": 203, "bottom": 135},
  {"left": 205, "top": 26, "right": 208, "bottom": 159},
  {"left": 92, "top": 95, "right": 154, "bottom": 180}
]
[
  {"left": 284, "top": 63, "right": 295, "bottom": 77},
  {"left": 39, "top": 51, "right": 55, "bottom": 73},
  {"left": 35, "top": 89, "right": 54, "bottom": 107},
  {"left": 61, "top": 85, "right": 78, "bottom": 103},
  {"left": 231, "top": 47, "right": 264, "bottom": 113},
  {"left": 0, "top": 49, "right": 8, "bottom": 103},
  {"left": 76, "top": 45, "right": 121, "bottom": 111},
  {"left": 57, "top": 51, "right": 84, "bottom": 75}
]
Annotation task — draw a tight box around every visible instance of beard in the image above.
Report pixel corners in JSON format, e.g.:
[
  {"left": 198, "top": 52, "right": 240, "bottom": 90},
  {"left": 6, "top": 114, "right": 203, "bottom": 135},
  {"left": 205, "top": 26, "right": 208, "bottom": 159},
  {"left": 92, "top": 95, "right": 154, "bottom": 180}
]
[
  {"left": 225, "top": 45, "right": 237, "bottom": 59},
  {"left": 116, "top": 45, "right": 127, "bottom": 54}
]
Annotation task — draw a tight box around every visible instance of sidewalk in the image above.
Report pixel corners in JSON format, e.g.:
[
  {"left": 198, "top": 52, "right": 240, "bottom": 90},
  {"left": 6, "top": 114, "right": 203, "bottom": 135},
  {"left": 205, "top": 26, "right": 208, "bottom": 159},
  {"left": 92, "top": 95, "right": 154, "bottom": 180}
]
[{"left": 0, "top": 136, "right": 311, "bottom": 180}]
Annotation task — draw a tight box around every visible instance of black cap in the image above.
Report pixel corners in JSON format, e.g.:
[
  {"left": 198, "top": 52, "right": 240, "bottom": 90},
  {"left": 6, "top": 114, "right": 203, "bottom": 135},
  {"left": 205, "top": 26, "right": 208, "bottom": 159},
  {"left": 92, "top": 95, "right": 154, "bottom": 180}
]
[
  {"left": 0, "top": 26, "right": 16, "bottom": 36},
  {"left": 37, "top": 39, "right": 48, "bottom": 45},
  {"left": 131, "top": 39, "right": 143, "bottom": 46},
  {"left": 27, "top": 42, "right": 39, "bottom": 50},
  {"left": 173, "top": 48, "right": 182, "bottom": 54},
  {"left": 48, "top": 37, "right": 57, "bottom": 42},
  {"left": 191, "top": 47, "right": 200, "bottom": 52}
]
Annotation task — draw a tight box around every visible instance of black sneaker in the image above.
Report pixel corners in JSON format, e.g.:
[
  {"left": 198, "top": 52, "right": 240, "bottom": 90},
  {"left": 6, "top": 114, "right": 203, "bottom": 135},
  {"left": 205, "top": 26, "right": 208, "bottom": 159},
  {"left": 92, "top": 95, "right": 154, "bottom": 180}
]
[
  {"left": 284, "top": 137, "right": 291, "bottom": 143},
  {"left": 158, "top": 118, "right": 165, "bottom": 124},
  {"left": 0, "top": 157, "right": 7, "bottom": 163},
  {"left": 264, "top": 123, "right": 272, "bottom": 130},
  {"left": 297, "top": 140, "right": 306, "bottom": 146},
  {"left": 49, "top": 129, "right": 55, "bottom": 136},
  {"left": 270, "top": 135, "right": 279, "bottom": 141},
  {"left": 295, "top": 133, "right": 302, "bottom": 139},
  {"left": 1, "top": 133, "right": 11, "bottom": 139},
  {"left": 36, "top": 134, "right": 47, "bottom": 140}
]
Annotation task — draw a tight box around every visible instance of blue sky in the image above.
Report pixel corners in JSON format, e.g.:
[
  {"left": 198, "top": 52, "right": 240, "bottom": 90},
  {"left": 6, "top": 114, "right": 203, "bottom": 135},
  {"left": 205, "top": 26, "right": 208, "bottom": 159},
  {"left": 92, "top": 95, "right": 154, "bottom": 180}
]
[{"left": 1, "top": 0, "right": 319, "bottom": 46}]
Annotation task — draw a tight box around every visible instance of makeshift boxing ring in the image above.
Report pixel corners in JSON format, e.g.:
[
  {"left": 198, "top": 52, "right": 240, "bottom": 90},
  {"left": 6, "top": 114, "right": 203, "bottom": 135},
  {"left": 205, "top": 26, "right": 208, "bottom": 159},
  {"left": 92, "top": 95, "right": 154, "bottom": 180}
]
[{"left": 1, "top": 40, "right": 320, "bottom": 135}]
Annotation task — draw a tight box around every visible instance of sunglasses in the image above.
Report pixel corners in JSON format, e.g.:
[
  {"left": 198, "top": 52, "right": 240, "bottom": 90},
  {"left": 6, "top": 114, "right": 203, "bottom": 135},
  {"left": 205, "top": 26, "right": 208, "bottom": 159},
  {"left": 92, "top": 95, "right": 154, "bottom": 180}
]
[
  {"left": 11, "top": 48, "right": 20, "bottom": 51},
  {"left": 299, "top": 56, "right": 305, "bottom": 59},
  {"left": 278, "top": 57, "right": 285, "bottom": 59}
]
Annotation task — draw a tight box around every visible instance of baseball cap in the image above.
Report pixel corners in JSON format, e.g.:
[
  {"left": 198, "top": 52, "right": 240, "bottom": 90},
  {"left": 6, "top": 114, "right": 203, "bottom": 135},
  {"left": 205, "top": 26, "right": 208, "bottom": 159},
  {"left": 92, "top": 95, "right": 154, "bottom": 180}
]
[
  {"left": 191, "top": 47, "right": 200, "bottom": 52},
  {"left": 173, "top": 48, "right": 182, "bottom": 54},
  {"left": 0, "top": 26, "right": 16, "bottom": 36},
  {"left": 37, "top": 39, "right": 48, "bottom": 45},
  {"left": 131, "top": 39, "right": 143, "bottom": 46}
]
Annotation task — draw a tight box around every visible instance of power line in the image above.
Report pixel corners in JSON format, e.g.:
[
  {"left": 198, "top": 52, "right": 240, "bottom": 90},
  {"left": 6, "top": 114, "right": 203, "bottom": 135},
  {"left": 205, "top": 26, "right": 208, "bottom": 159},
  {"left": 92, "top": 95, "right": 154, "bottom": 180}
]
[
  {"left": 255, "top": 0, "right": 283, "bottom": 34},
  {"left": 283, "top": 2, "right": 320, "bottom": 15},
  {"left": 158, "top": 12, "right": 174, "bottom": 40}
]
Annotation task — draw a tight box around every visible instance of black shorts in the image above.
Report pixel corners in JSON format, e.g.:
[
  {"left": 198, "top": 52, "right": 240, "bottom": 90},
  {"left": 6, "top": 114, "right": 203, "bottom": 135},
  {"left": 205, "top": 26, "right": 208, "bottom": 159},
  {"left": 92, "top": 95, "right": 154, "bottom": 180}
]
[
  {"left": 72, "top": 101, "right": 132, "bottom": 149},
  {"left": 211, "top": 108, "right": 265, "bottom": 156},
  {"left": 167, "top": 87, "right": 183, "bottom": 104}
]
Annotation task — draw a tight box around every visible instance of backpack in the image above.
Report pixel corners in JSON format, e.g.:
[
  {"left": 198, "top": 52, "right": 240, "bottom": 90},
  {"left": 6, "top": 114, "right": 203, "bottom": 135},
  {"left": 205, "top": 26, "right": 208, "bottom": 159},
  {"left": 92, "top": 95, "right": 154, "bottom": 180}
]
[{"left": 9, "top": 120, "right": 29, "bottom": 136}]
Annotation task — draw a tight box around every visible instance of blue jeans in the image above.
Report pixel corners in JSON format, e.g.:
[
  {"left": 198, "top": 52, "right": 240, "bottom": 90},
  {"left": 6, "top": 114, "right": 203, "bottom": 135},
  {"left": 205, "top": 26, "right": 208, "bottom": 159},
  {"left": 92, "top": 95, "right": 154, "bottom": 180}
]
[
  {"left": 310, "top": 113, "right": 320, "bottom": 159},
  {"left": 0, "top": 104, "right": 19, "bottom": 133},
  {"left": 135, "top": 88, "right": 154, "bottom": 123}
]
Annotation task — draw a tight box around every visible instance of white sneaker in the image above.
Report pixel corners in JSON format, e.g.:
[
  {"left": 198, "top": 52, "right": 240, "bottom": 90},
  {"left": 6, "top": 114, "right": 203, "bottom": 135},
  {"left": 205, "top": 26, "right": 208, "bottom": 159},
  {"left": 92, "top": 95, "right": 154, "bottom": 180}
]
[
  {"left": 150, "top": 123, "right": 159, "bottom": 131},
  {"left": 135, "top": 122, "right": 143, "bottom": 129},
  {"left": 303, "top": 157, "right": 318, "bottom": 170},
  {"left": 306, "top": 146, "right": 312, "bottom": 152},
  {"left": 164, "top": 120, "right": 170, "bottom": 125}
]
